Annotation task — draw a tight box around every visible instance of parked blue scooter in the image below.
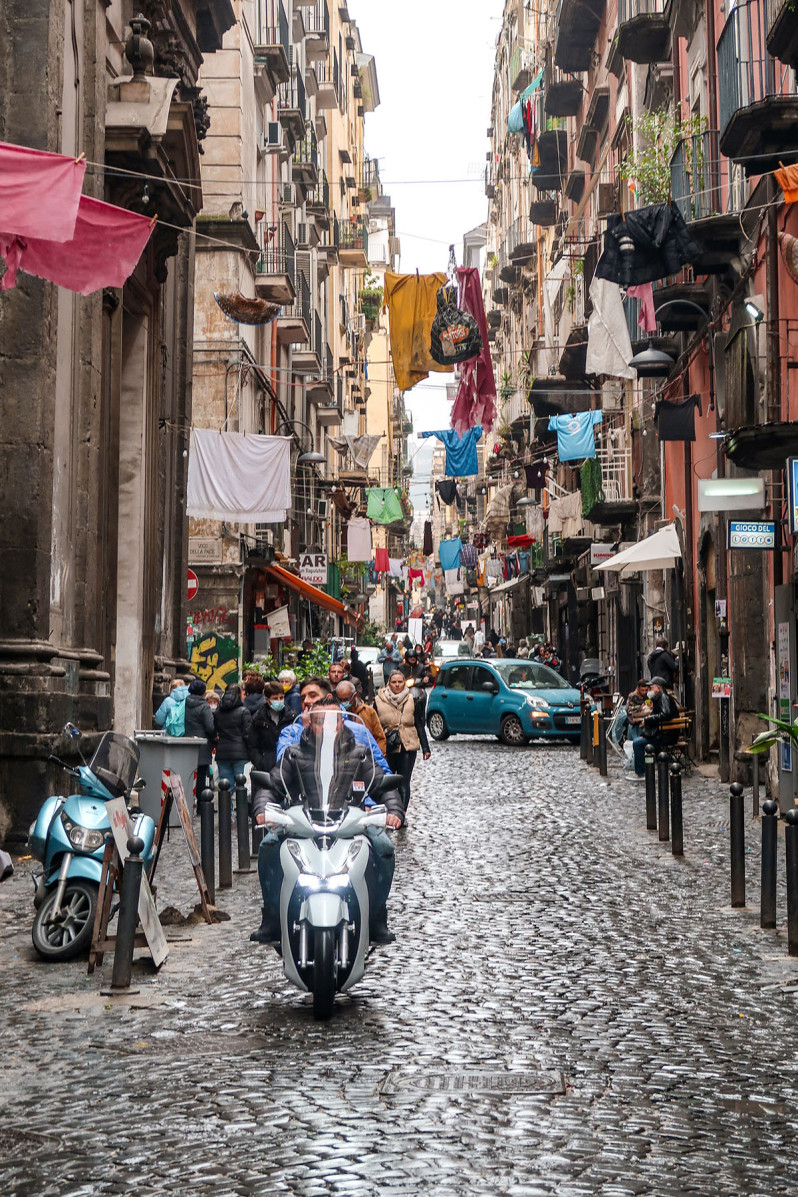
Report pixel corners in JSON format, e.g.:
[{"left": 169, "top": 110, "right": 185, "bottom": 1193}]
[{"left": 29, "top": 725, "right": 155, "bottom": 961}]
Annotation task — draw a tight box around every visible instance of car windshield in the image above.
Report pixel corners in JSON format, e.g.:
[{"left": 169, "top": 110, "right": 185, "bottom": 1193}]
[
  {"left": 433, "top": 640, "right": 472, "bottom": 658},
  {"left": 494, "top": 662, "right": 572, "bottom": 691},
  {"left": 278, "top": 709, "right": 376, "bottom": 813},
  {"left": 88, "top": 732, "right": 140, "bottom": 797}
]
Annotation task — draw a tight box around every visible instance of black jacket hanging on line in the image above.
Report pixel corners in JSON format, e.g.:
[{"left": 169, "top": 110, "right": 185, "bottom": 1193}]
[{"left": 595, "top": 202, "right": 702, "bottom": 287}]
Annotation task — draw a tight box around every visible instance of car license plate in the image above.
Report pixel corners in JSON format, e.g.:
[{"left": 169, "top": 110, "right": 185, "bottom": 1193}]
[{"left": 565, "top": 716, "right": 580, "bottom": 725}]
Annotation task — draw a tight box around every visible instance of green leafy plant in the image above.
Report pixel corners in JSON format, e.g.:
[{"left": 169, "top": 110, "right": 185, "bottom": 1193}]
[
  {"left": 357, "top": 619, "right": 384, "bottom": 647},
  {"left": 293, "top": 642, "right": 332, "bottom": 683},
  {"left": 747, "top": 713, "right": 794, "bottom": 756},
  {"left": 243, "top": 655, "right": 278, "bottom": 678},
  {"left": 499, "top": 372, "right": 514, "bottom": 404},
  {"left": 572, "top": 258, "right": 584, "bottom": 277},
  {"left": 618, "top": 107, "right": 707, "bottom": 206},
  {"left": 358, "top": 272, "right": 383, "bottom": 324}
]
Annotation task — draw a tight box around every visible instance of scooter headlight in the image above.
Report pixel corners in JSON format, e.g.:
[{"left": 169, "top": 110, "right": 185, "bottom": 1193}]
[{"left": 60, "top": 812, "right": 105, "bottom": 851}]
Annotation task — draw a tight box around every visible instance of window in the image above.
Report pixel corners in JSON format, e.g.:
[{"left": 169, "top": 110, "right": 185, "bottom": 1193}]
[
  {"left": 443, "top": 664, "right": 471, "bottom": 691},
  {"left": 471, "top": 666, "right": 498, "bottom": 691}
]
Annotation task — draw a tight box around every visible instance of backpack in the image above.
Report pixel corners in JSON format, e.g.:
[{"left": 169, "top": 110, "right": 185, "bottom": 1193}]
[{"left": 164, "top": 696, "right": 186, "bottom": 737}]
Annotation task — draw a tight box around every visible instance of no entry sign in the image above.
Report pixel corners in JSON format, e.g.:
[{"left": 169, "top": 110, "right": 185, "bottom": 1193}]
[{"left": 187, "top": 569, "right": 199, "bottom": 602}]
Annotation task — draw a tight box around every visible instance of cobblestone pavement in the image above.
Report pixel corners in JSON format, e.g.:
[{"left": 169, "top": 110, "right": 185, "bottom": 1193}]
[{"left": 2, "top": 740, "right": 798, "bottom": 1196}]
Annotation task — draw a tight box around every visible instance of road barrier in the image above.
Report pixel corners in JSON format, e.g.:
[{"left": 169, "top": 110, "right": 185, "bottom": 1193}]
[
  {"left": 235, "top": 773, "right": 251, "bottom": 871},
  {"left": 110, "top": 834, "right": 145, "bottom": 992}
]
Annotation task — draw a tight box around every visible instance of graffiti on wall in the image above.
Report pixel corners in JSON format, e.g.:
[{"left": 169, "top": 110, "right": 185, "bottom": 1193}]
[
  {"left": 190, "top": 633, "right": 239, "bottom": 690},
  {"left": 189, "top": 607, "right": 236, "bottom": 631}
]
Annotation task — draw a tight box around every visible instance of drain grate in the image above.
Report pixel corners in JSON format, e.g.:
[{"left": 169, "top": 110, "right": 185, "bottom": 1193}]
[{"left": 380, "top": 1068, "right": 565, "bottom": 1095}]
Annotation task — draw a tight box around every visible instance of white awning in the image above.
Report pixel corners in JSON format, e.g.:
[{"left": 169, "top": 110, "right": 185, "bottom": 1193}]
[
  {"left": 488, "top": 575, "right": 527, "bottom": 597},
  {"left": 594, "top": 523, "right": 681, "bottom": 575}
]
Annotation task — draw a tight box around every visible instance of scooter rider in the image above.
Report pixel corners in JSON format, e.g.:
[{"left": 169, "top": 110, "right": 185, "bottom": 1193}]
[{"left": 251, "top": 695, "right": 404, "bottom": 946}]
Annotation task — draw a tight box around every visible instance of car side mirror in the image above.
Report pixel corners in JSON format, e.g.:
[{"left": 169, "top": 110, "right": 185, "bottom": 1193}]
[{"left": 481, "top": 681, "right": 499, "bottom": 694}]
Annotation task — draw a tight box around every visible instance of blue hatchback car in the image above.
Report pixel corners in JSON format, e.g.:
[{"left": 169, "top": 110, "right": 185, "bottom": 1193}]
[{"left": 426, "top": 658, "right": 582, "bottom": 746}]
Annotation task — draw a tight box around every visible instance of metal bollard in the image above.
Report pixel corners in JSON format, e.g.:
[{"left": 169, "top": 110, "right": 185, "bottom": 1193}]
[
  {"left": 786, "top": 809, "right": 798, "bottom": 956},
  {"left": 580, "top": 704, "right": 589, "bottom": 760},
  {"left": 752, "top": 739, "right": 760, "bottom": 819},
  {"left": 729, "top": 781, "right": 745, "bottom": 908},
  {"left": 218, "top": 778, "right": 232, "bottom": 889},
  {"left": 644, "top": 745, "right": 657, "bottom": 831},
  {"left": 585, "top": 706, "right": 594, "bottom": 766},
  {"left": 670, "top": 763, "right": 683, "bottom": 857},
  {"left": 761, "top": 799, "right": 779, "bottom": 930},
  {"left": 235, "top": 773, "right": 251, "bottom": 872},
  {"left": 657, "top": 751, "right": 670, "bottom": 842},
  {"left": 199, "top": 786, "right": 216, "bottom": 906},
  {"left": 597, "top": 711, "right": 607, "bottom": 778},
  {"left": 109, "top": 835, "right": 144, "bottom": 992}
]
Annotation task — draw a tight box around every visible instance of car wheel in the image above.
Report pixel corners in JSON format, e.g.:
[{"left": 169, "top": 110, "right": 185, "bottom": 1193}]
[
  {"left": 500, "top": 714, "right": 528, "bottom": 747},
  {"left": 427, "top": 711, "right": 450, "bottom": 741}
]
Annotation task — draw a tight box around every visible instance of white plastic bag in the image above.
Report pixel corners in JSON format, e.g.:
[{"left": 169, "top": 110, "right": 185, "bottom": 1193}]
[{"left": 623, "top": 740, "right": 634, "bottom": 770}]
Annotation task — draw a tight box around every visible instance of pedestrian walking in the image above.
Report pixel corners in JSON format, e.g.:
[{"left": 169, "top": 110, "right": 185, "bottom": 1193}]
[
  {"left": 377, "top": 637, "right": 403, "bottom": 684},
  {"left": 213, "top": 683, "right": 254, "bottom": 791},
  {"left": 349, "top": 646, "right": 370, "bottom": 696},
  {"left": 335, "top": 680, "right": 387, "bottom": 754},
  {"left": 647, "top": 637, "right": 678, "bottom": 689},
  {"left": 154, "top": 676, "right": 189, "bottom": 728},
  {"left": 278, "top": 668, "right": 302, "bottom": 716},
  {"left": 375, "top": 669, "right": 431, "bottom": 811},
  {"left": 183, "top": 678, "right": 216, "bottom": 797},
  {"left": 242, "top": 673, "right": 267, "bottom": 715}
]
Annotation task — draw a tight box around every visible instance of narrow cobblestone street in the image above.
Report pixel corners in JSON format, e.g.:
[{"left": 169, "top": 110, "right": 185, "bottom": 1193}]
[{"left": 3, "top": 741, "right": 798, "bottom": 1195}]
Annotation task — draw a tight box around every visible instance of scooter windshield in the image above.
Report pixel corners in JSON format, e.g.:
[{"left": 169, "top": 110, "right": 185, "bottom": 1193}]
[
  {"left": 88, "top": 732, "right": 140, "bottom": 798},
  {"left": 279, "top": 708, "right": 375, "bottom": 813}
]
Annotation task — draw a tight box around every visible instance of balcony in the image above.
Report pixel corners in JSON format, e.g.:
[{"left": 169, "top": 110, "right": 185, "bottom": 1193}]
[
  {"left": 506, "top": 218, "right": 537, "bottom": 266},
  {"left": 558, "top": 325, "right": 589, "bottom": 380},
  {"left": 255, "top": 221, "right": 296, "bottom": 304},
  {"left": 339, "top": 218, "right": 369, "bottom": 268},
  {"left": 487, "top": 309, "right": 502, "bottom": 329},
  {"left": 544, "top": 62, "right": 584, "bottom": 118},
  {"left": 291, "top": 127, "right": 318, "bottom": 186},
  {"left": 276, "top": 270, "right": 311, "bottom": 345},
  {"left": 294, "top": 308, "right": 323, "bottom": 372},
  {"left": 616, "top": 0, "right": 670, "bottom": 64},
  {"left": 529, "top": 197, "right": 559, "bottom": 227},
  {"left": 718, "top": 0, "right": 798, "bottom": 174},
  {"left": 509, "top": 45, "right": 536, "bottom": 92},
  {"left": 554, "top": 0, "right": 605, "bottom": 73},
  {"left": 587, "top": 430, "right": 636, "bottom": 525},
  {"left": 277, "top": 71, "right": 306, "bottom": 141},
  {"left": 254, "top": 0, "right": 290, "bottom": 86},
  {"left": 498, "top": 248, "right": 521, "bottom": 285},
  {"left": 768, "top": 0, "right": 798, "bottom": 69},
  {"left": 360, "top": 156, "right": 380, "bottom": 202},
  {"left": 652, "top": 271, "right": 710, "bottom": 331},
  {"left": 308, "top": 342, "right": 334, "bottom": 402},
  {"left": 301, "top": 1, "right": 330, "bottom": 61},
  {"left": 670, "top": 129, "right": 745, "bottom": 272},
  {"left": 564, "top": 169, "right": 585, "bottom": 202}
]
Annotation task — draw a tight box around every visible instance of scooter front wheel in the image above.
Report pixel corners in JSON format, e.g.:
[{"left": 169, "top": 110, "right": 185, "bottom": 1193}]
[
  {"left": 312, "top": 927, "right": 337, "bottom": 1019},
  {"left": 32, "top": 879, "right": 98, "bottom": 961}
]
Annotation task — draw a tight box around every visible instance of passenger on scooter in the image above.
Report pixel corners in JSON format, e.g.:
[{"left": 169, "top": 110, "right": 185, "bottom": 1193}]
[
  {"left": 276, "top": 677, "right": 391, "bottom": 770},
  {"left": 252, "top": 696, "right": 404, "bottom": 946}
]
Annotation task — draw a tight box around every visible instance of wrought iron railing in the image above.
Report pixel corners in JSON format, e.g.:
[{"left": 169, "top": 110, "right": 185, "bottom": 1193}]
[
  {"left": 259, "top": 0, "right": 289, "bottom": 52},
  {"left": 670, "top": 129, "right": 720, "bottom": 221},
  {"left": 292, "top": 126, "right": 317, "bottom": 170},
  {"left": 278, "top": 68, "right": 306, "bottom": 119},
  {"left": 308, "top": 170, "right": 329, "bottom": 209},
  {"left": 618, "top": 0, "right": 666, "bottom": 22},
  {"left": 300, "top": 0, "right": 329, "bottom": 36},
  {"left": 718, "top": 0, "right": 792, "bottom": 136},
  {"left": 339, "top": 218, "right": 368, "bottom": 255},
  {"left": 256, "top": 220, "right": 295, "bottom": 280}
]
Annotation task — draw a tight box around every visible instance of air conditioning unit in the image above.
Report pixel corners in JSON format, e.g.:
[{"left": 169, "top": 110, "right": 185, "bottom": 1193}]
[
  {"left": 260, "top": 122, "right": 283, "bottom": 155},
  {"left": 280, "top": 182, "right": 296, "bottom": 206}
]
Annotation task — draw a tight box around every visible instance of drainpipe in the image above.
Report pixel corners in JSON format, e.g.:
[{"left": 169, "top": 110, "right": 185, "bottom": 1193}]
[
  {"left": 705, "top": 0, "right": 721, "bottom": 211},
  {"left": 767, "top": 174, "right": 783, "bottom": 587}
]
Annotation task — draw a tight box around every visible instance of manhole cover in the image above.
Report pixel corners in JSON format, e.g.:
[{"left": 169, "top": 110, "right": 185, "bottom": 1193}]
[{"left": 380, "top": 1068, "right": 565, "bottom": 1095}]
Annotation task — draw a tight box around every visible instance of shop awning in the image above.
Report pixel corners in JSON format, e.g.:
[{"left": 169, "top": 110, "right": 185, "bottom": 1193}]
[
  {"left": 488, "top": 575, "right": 527, "bottom": 597},
  {"left": 594, "top": 523, "right": 681, "bottom": 576},
  {"left": 265, "top": 564, "right": 360, "bottom": 627}
]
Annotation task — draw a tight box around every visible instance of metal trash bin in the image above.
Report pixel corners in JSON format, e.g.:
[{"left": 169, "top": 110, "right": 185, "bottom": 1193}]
[{"left": 134, "top": 733, "right": 206, "bottom": 827}]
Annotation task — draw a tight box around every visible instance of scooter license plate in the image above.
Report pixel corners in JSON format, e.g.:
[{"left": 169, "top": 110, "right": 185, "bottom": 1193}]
[{"left": 565, "top": 716, "right": 580, "bottom": 725}]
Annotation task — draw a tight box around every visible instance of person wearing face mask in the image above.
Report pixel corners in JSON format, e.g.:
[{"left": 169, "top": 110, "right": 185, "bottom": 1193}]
[
  {"left": 250, "top": 681, "right": 294, "bottom": 806},
  {"left": 334, "top": 679, "right": 387, "bottom": 754},
  {"left": 278, "top": 668, "right": 302, "bottom": 716},
  {"left": 630, "top": 676, "right": 679, "bottom": 779}
]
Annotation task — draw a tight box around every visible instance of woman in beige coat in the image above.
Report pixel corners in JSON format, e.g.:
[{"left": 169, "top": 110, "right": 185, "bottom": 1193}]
[{"left": 375, "top": 669, "right": 431, "bottom": 811}]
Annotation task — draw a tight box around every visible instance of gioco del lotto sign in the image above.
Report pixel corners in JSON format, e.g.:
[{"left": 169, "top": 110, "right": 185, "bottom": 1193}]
[{"left": 299, "top": 552, "right": 328, "bottom": 587}]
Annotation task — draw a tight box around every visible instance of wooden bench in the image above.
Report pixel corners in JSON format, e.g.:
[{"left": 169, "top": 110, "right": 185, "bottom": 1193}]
[{"left": 661, "top": 710, "right": 695, "bottom": 775}]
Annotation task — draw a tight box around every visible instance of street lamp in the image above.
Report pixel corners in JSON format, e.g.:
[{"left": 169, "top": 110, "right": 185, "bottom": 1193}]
[
  {"left": 628, "top": 298, "right": 716, "bottom": 396},
  {"left": 276, "top": 418, "right": 326, "bottom": 465}
]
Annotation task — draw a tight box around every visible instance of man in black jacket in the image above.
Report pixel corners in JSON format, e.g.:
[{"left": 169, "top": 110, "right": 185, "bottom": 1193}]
[
  {"left": 631, "top": 677, "right": 679, "bottom": 777},
  {"left": 647, "top": 638, "right": 678, "bottom": 689},
  {"left": 213, "top": 683, "right": 254, "bottom": 791},
  {"left": 251, "top": 702, "right": 403, "bottom": 945},
  {"left": 184, "top": 678, "right": 216, "bottom": 797}
]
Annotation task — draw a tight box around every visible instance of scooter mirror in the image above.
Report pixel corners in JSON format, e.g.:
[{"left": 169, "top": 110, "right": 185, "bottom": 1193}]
[
  {"left": 131, "top": 777, "right": 147, "bottom": 791},
  {"left": 63, "top": 722, "right": 81, "bottom": 739}
]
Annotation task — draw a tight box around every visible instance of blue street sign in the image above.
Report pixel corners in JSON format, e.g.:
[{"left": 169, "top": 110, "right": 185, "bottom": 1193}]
[{"left": 727, "top": 520, "right": 775, "bottom": 549}]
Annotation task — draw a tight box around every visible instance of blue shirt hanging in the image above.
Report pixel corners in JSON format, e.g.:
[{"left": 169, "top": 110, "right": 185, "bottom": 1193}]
[
  {"left": 419, "top": 426, "right": 483, "bottom": 476},
  {"left": 547, "top": 411, "right": 603, "bottom": 462},
  {"left": 438, "top": 537, "right": 463, "bottom": 572}
]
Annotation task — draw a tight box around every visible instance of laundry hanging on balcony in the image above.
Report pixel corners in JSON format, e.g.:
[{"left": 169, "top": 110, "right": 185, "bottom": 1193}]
[
  {"left": 438, "top": 537, "right": 463, "bottom": 572},
  {"left": 214, "top": 292, "right": 281, "bottom": 325},
  {"left": 775, "top": 163, "right": 798, "bottom": 205},
  {"left": 420, "top": 426, "right": 483, "bottom": 477},
  {"left": 450, "top": 268, "right": 497, "bottom": 436},
  {"left": 429, "top": 284, "right": 482, "bottom": 365},
  {"left": 435, "top": 479, "right": 461, "bottom": 507},
  {"left": 444, "top": 568, "right": 464, "bottom": 596},
  {"left": 548, "top": 490, "right": 583, "bottom": 537},
  {"left": 525, "top": 461, "right": 547, "bottom": 489},
  {"left": 655, "top": 394, "right": 701, "bottom": 441},
  {"left": 423, "top": 520, "right": 433, "bottom": 556},
  {"left": 580, "top": 458, "right": 605, "bottom": 517},
  {"left": 0, "top": 194, "right": 155, "bottom": 295},
  {"left": 585, "top": 277, "right": 635, "bottom": 380},
  {"left": 595, "top": 202, "right": 701, "bottom": 287},
  {"left": 373, "top": 547, "right": 390, "bottom": 574},
  {"left": 366, "top": 486, "right": 404, "bottom": 524},
  {"left": 548, "top": 410, "right": 603, "bottom": 462},
  {"left": 328, "top": 433, "right": 382, "bottom": 469},
  {"left": 625, "top": 282, "right": 657, "bottom": 334},
  {"left": 0, "top": 140, "right": 86, "bottom": 242},
  {"left": 383, "top": 271, "right": 453, "bottom": 391},
  {"left": 186, "top": 430, "right": 291, "bottom": 522},
  {"left": 345, "top": 516, "right": 372, "bottom": 562}
]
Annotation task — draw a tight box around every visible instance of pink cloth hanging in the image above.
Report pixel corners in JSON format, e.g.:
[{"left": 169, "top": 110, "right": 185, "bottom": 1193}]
[
  {"left": 0, "top": 195, "right": 155, "bottom": 295},
  {"left": 451, "top": 267, "right": 497, "bottom": 437},
  {"left": 0, "top": 140, "right": 86, "bottom": 243},
  {"left": 626, "top": 283, "right": 657, "bottom": 334}
]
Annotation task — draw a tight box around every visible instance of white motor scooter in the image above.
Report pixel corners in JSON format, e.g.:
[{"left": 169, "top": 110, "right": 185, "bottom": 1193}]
[{"left": 252, "top": 710, "right": 398, "bottom": 1018}]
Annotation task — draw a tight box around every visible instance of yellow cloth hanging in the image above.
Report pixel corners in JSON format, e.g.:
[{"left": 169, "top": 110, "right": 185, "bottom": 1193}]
[{"left": 383, "top": 271, "right": 453, "bottom": 391}]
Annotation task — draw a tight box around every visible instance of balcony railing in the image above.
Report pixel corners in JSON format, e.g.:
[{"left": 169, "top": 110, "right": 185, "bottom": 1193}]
[
  {"left": 718, "top": 0, "right": 794, "bottom": 142},
  {"left": 300, "top": 1, "right": 329, "bottom": 37},
  {"left": 258, "top": 0, "right": 289, "bottom": 53},
  {"left": 361, "top": 156, "right": 380, "bottom": 194},
  {"left": 670, "top": 129, "right": 720, "bottom": 221},
  {"left": 313, "top": 311, "right": 323, "bottom": 359},
  {"left": 339, "top": 218, "right": 368, "bottom": 256},
  {"left": 284, "top": 269, "right": 311, "bottom": 324},
  {"left": 307, "top": 170, "right": 329, "bottom": 211},
  {"left": 544, "top": 61, "right": 584, "bottom": 118},
  {"left": 767, "top": 0, "right": 798, "bottom": 68},
  {"left": 292, "top": 127, "right": 318, "bottom": 171},
  {"left": 278, "top": 69, "right": 306, "bottom": 120},
  {"left": 616, "top": 0, "right": 670, "bottom": 64},
  {"left": 256, "top": 220, "right": 296, "bottom": 280}
]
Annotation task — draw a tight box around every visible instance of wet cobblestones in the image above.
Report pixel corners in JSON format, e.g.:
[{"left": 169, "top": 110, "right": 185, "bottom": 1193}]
[{"left": 2, "top": 741, "right": 798, "bottom": 1194}]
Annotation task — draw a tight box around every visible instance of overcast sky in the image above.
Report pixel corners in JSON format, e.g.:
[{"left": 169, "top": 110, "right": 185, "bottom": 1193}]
[{"left": 354, "top": 0, "right": 500, "bottom": 515}]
